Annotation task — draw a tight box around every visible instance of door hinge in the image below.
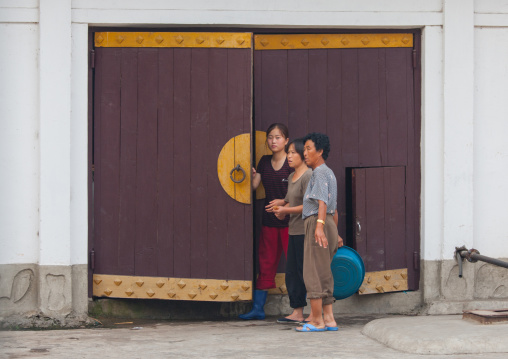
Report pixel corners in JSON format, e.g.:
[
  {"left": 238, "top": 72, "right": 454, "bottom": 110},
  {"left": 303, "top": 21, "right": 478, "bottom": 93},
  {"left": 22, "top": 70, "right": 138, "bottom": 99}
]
[
  {"left": 413, "top": 251, "right": 420, "bottom": 270},
  {"left": 412, "top": 49, "right": 417, "bottom": 69},
  {"left": 90, "top": 50, "right": 95, "bottom": 69},
  {"left": 90, "top": 249, "right": 95, "bottom": 270}
]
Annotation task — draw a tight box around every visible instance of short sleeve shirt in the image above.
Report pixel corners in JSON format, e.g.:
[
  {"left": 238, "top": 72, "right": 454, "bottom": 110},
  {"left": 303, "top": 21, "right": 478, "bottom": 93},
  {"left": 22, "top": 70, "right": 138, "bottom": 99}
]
[
  {"left": 257, "top": 155, "right": 294, "bottom": 227},
  {"left": 302, "top": 164, "right": 337, "bottom": 220},
  {"left": 284, "top": 169, "right": 312, "bottom": 235}
]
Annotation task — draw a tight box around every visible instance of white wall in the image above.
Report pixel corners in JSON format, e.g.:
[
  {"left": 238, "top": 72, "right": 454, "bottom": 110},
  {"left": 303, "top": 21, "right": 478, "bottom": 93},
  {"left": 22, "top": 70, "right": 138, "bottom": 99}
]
[
  {"left": 474, "top": 27, "right": 508, "bottom": 258},
  {"left": 421, "top": 26, "right": 444, "bottom": 261},
  {"left": 0, "top": 23, "right": 40, "bottom": 264},
  {"left": 2, "top": 0, "right": 508, "bottom": 270},
  {"left": 70, "top": 0, "right": 443, "bottom": 27}
]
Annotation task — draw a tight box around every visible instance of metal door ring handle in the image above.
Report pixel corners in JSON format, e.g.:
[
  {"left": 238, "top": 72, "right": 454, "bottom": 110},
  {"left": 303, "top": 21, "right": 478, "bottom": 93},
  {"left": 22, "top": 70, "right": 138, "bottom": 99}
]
[{"left": 230, "top": 164, "right": 246, "bottom": 183}]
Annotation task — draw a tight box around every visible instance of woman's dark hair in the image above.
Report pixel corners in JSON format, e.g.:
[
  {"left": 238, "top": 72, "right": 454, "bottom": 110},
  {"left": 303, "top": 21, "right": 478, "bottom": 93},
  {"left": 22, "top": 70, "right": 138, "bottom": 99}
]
[
  {"left": 266, "top": 123, "right": 289, "bottom": 139},
  {"left": 285, "top": 138, "right": 305, "bottom": 161},
  {"left": 304, "top": 132, "right": 330, "bottom": 160}
]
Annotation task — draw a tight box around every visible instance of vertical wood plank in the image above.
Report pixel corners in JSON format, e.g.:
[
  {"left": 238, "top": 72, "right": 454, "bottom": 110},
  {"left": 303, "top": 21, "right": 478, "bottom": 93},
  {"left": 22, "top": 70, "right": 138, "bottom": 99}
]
[
  {"left": 227, "top": 48, "right": 248, "bottom": 280},
  {"left": 254, "top": 50, "right": 263, "bottom": 132},
  {"left": 97, "top": 48, "right": 121, "bottom": 274},
  {"left": 378, "top": 49, "right": 389, "bottom": 166},
  {"left": 135, "top": 49, "right": 159, "bottom": 276},
  {"left": 190, "top": 48, "right": 209, "bottom": 279},
  {"left": 260, "top": 51, "right": 288, "bottom": 127},
  {"left": 365, "top": 167, "right": 386, "bottom": 271},
  {"left": 352, "top": 169, "right": 367, "bottom": 262},
  {"left": 341, "top": 49, "right": 359, "bottom": 167},
  {"left": 411, "top": 33, "right": 422, "bottom": 290},
  {"left": 117, "top": 48, "right": 138, "bottom": 275},
  {"left": 404, "top": 46, "right": 417, "bottom": 289},
  {"left": 242, "top": 46, "right": 254, "bottom": 280},
  {"left": 358, "top": 49, "right": 381, "bottom": 167},
  {"left": 172, "top": 48, "right": 192, "bottom": 278},
  {"left": 308, "top": 50, "right": 327, "bottom": 133},
  {"left": 326, "top": 49, "right": 345, "bottom": 238},
  {"left": 88, "top": 33, "right": 95, "bottom": 296},
  {"left": 207, "top": 48, "right": 229, "bottom": 279},
  {"left": 287, "top": 50, "right": 309, "bottom": 138},
  {"left": 93, "top": 47, "right": 104, "bottom": 274},
  {"left": 157, "top": 48, "right": 175, "bottom": 277},
  {"left": 386, "top": 48, "right": 409, "bottom": 166},
  {"left": 384, "top": 167, "right": 406, "bottom": 270}
]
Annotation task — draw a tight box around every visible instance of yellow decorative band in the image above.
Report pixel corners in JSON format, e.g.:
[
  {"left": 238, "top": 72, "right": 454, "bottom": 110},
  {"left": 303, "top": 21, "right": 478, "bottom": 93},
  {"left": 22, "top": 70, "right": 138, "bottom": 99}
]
[
  {"left": 358, "top": 268, "right": 408, "bottom": 295},
  {"left": 93, "top": 274, "right": 252, "bottom": 302},
  {"left": 254, "top": 33, "right": 413, "bottom": 50},
  {"left": 267, "top": 273, "right": 288, "bottom": 295},
  {"left": 95, "top": 32, "right": 252, "bottom": 49}
]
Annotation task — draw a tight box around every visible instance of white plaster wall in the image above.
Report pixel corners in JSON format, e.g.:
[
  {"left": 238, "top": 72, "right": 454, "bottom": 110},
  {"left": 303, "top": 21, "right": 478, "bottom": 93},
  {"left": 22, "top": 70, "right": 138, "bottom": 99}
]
[
  {"left": 475, "top": 0, "right": 508, "bottom": 13},
  {"left": 71, "top": 0, "right": 443, "bottom": 26},
  {"left": 70, "top": 23, "right": 89, "bottom": 265},
  {"left": 0, "top": 23, "right": 40, "bottom": 264},
  {"left": 473, "top": 27, "right": 508, "bottom": 258},
  {"left": 3, "top": 0, "right": 508, "bottom": 268},
  {"left": 420, "top": 26, "right": 444, "bottom": 261},
  {"left": 39, "top": 0, "right": 72, "bottom": 266}
]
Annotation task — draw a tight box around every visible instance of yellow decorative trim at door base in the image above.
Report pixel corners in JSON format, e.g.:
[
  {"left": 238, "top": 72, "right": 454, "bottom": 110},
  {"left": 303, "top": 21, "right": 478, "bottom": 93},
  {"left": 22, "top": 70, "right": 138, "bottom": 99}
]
[
  {"left": 255, "top": 34, "right": 413, "bottom": 50},
  {"left": 267, "top": 273, "right": 288, "bottom": 295},
  {"left": 358, "top": 268, "right": 408, "bottom": 295},
  {"left": 95, "top": 32, "right": 252, "bottom": 49},
  {"left": 93, "top": 274, "right": 252, "bottom": 302}
]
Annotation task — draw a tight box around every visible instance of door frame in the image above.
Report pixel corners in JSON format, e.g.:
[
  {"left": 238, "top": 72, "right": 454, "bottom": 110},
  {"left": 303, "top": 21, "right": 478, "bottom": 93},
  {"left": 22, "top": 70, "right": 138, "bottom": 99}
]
[{"left": 87, "top": 28, "right": 422, "bottom": 298}]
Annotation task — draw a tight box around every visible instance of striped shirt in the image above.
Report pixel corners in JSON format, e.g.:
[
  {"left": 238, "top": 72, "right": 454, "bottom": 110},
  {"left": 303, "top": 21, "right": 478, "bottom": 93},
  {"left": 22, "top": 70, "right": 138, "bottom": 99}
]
[{"left": 257, "top": 155, "right": 294, "bottom": 227}]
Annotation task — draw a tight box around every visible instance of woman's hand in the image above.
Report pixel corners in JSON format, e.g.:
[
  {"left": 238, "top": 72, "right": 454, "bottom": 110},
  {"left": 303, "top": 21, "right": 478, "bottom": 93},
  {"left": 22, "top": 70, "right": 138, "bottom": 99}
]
[
  {"left": 338, "top": 234, "right": 344, "bottom": 248},
  {"left": 265, "top": 199, "right": 286, "bottom": 212},
  {"left": 315, "top": 224, "right": 328, "bottom": 248},
  {"left": 273, "top": 206, "right": 288, "bottom": 220}
]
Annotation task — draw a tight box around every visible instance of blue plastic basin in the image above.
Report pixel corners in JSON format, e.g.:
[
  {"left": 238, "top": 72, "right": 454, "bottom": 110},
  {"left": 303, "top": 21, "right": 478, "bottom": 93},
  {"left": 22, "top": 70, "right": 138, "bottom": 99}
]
[{"left": 331, "top": 246, "right": 365, "bottom": 300}]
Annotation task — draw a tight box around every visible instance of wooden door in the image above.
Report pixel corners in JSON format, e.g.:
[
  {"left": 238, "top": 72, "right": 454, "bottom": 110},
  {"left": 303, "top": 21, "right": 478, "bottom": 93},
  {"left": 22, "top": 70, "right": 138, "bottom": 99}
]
[
  {"left": 352, "top": 167, "right": 411, "bottom": 294},
  {"left": 91, "top": 32, "right": 254, "bottom": 302},
  {"left": 254, "top": 32, "right": 420, "bottom": 292}
]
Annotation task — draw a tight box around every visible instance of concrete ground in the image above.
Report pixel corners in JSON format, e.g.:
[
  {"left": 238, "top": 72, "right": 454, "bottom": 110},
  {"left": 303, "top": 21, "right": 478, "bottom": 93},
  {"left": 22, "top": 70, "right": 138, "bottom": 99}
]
[{"left": 1, "top": 315, "right": 507, "bottom": 359}]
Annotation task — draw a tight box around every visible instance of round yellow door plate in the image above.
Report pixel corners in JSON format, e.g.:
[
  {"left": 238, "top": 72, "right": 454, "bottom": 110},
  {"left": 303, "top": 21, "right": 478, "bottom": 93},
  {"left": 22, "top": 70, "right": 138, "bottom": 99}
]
[{"left": 217, "top": 131, "right": 272, "bottom": 204}]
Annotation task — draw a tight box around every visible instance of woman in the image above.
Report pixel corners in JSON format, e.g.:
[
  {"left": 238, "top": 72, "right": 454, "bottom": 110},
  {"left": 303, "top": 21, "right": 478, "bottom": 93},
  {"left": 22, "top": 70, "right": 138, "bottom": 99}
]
[
  {"left": 239, "top": 123, "right": 293, "bottom": 320},
  {"left": 272, "top": 138, "right": 312, "bottom": 323},
  {"left": 296, "top": 132, "right": 343, "bottom": 332}
]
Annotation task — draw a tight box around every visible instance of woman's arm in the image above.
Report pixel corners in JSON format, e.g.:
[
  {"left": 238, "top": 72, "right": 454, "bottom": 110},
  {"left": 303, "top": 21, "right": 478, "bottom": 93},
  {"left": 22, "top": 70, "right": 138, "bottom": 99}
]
[
  {"left": 273, "top": 204, "right": 302, "bottom": 219},
  {"left": 252, "top": 168, "right": 261, "bottom": 190},
  {"left": 315, "top": 200, "right": 328, "bottom": 248}
]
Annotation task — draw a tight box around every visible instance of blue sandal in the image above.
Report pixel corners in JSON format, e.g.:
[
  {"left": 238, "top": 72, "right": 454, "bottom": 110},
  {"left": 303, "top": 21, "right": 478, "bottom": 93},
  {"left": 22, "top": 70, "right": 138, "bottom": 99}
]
[{"left": 295, "top": 323, "right": 325, "bottom": 332}]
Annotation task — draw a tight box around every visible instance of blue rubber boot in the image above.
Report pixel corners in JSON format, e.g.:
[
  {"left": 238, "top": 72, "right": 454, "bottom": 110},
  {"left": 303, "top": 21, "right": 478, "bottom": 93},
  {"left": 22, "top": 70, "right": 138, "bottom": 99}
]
[{"left": 239, "top": 290, "right": 267, "bottom": 320}]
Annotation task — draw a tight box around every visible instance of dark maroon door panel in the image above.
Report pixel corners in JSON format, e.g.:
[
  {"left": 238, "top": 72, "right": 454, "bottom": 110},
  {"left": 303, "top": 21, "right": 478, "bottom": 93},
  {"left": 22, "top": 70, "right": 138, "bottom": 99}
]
[
  {"left": 254, "top": 40, "right": 420, "bottom": 290},
  {"left": 352, "top": 167, "right": 407, "bottom": 273},
  {"left": 93, "top": 47, "right": 253, "bottom": 281}
]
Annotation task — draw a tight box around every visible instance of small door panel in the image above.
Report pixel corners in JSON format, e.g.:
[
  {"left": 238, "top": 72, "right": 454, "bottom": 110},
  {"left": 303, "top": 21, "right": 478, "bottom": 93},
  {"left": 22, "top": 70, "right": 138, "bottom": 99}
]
[{"left": 352, "top": 167, "right": 410, "bottom": 294}]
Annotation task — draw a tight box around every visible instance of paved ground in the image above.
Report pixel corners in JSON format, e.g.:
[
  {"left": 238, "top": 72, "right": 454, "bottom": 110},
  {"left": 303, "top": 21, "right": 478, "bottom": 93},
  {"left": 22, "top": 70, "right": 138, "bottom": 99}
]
[{"left": 1, "top": 315, "right": 507, "bottom": 359}]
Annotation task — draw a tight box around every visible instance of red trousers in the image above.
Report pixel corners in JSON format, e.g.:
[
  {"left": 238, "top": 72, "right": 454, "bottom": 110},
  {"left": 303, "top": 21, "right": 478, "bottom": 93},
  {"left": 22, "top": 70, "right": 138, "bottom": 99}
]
[{"left": 256, "top": 226, "right": 289, "bottom": 290}]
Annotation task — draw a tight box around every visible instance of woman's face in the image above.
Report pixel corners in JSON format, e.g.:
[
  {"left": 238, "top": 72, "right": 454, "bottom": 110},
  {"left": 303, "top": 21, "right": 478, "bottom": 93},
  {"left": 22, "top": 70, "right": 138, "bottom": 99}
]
[
  {"left": 304, "top": 140, "right": 323, "bottom": 169},
  {"left": 266, "top": 128, "right": 289, "bottom": 153},
  {"left": 287, "top": 143, "right": 304, "bottom": 168}
]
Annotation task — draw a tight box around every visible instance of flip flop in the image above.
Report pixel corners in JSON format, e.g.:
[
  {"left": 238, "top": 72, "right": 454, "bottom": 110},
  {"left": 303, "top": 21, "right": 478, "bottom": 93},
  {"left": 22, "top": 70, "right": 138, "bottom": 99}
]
[
  {"left": 277, "top": 318, "right": 302, "bottom": 324},
  {"left": 295, "top": 323, "right": 326, "bottom": 332},
  {"left": 325, "top": 326, "right": 339, "bottom": 331}
]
